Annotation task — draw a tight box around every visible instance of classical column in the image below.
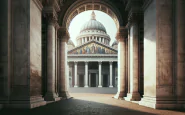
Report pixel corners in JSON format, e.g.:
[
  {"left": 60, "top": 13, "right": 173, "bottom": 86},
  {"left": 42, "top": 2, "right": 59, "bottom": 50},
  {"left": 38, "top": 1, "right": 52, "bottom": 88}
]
[
  {"left": 98, "top": 61, "right": 102, "bottom": 87},
  {"left": 89, "top": 73, "right": 91, "bottom": 87},
  {"left": 109, "top": 61, "right": 113, "bottom": 87},
  {"left": 176, "top": 0, "right": 185, "bottom": 104},
  {"left": 58, "top": 27, "right": 70, "bottom": 99},
  {"left": 102, "top": 38, "right": 104, "bottom": 44},
  {"left": 125, "top": 20, "right": 141, "bottom": 101},
  {"left": 84, "top": 61, "right": 89, "bottom": 87},
  {"left": 74, "top": 61, "right": 78, "bottom": 87},
  {"left": 114, "top": 27, "right": 128, "bottom": 99},
  {"left": 96, "top": 73, "right": 98, "bottom": 87},
  {"left": 44, "top": 17, "right": 59, "bottom": 101}
]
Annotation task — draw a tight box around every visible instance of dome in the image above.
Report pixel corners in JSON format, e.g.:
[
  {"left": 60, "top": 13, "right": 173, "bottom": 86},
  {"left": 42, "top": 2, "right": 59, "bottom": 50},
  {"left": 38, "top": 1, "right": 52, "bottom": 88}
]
[
  {"left": 67, "top": 39, "right": 75, "bottom": 46},
  {"left": 80, "top": 11, "right": 106, "bottom": 33},
  {"left": 112, "top": 40, "right": 118, "bottom": 46}
]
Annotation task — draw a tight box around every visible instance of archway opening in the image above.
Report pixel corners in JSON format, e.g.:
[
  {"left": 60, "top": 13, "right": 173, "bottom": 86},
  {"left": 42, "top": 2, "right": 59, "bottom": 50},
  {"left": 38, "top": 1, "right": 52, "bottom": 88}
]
[{"left": 67, "top": 10, "right": 119, "bottom": 94}]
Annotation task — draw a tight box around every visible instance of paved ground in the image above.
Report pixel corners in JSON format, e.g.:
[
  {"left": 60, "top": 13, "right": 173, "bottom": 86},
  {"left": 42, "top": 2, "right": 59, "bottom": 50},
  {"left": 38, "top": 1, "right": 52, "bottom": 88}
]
[
  {"left": 69, "top": 87, "right": 117, "bottom": 94},
  {"left": 0, "top": 93, "right": 185, "bottom": 115}
]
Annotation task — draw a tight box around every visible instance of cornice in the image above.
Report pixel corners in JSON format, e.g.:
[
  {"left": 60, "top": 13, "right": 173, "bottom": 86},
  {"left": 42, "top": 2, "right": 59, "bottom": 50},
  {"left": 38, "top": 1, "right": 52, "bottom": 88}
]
[{"left": 67, "top": 40, "right": 118, "bottom": 53}]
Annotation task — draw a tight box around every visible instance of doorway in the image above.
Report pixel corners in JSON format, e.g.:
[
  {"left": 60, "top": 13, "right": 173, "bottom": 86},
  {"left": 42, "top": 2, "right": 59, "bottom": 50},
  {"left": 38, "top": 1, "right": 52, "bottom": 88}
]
[
  {"left": 103, "top": 75, "right": 108, "bottom": 87},
  {"left": 79, "top": 74, "right": 84, "bottom": 87},
  {"left": 91, "top": 73, "right": 96, "bottom": 87}
]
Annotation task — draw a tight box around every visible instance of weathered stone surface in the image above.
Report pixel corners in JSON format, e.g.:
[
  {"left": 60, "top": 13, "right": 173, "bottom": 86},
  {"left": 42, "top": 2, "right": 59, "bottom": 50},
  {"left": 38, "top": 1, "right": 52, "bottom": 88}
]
[{"left": 30, "top": 0, "right": 42, "bottom": 97}]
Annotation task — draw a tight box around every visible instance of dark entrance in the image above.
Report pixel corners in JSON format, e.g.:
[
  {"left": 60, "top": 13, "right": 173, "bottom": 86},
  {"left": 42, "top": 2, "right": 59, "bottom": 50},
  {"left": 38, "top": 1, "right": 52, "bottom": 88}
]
[
  {"left": 91, "top": 73, "right": 96, "bottom": 87},
  {"left": 79, "top": 74, "right": 84, "bottom": 87},
  {"left": 103, "top": 75, "right": 108, "bottom": 87}
]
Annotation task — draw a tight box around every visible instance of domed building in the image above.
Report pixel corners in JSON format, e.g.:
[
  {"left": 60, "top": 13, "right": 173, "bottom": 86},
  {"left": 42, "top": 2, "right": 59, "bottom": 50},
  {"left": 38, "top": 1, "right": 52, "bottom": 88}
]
[{"left": 67, "top": 11, "right": 118, "bottom": 91}]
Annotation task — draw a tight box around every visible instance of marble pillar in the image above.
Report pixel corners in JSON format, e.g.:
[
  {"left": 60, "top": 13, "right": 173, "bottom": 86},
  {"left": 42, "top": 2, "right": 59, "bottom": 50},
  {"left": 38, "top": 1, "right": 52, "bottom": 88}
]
[
  {"left": 84, "top": 61, "right": 89, "bottom": 87},
  {"left": 109, "top": 61, "right": 113, "bottom": 87},
  {"left": 114, "top": 27, "right": 128, "bottom": 99},
  {"left": 125, "top": 22, "right": 141, "bottom": 101},
  {"left": 98, "top": 62, "right": 102, "bottom": 87},
  {"left": 44, "top": 18, "right": 59, "bottom": 101},
  {"left": 74, "top": 62, "right": 78, "bottom": 87},
  {"left": 58, "top": 27, "right": 70, "bottom": 99}
]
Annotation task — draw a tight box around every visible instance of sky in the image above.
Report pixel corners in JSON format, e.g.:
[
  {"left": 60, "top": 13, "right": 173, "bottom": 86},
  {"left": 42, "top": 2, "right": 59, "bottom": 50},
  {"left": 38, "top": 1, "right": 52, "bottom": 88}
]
[{"left": 68, "top": 10, "right": 117, "bottom": 46}]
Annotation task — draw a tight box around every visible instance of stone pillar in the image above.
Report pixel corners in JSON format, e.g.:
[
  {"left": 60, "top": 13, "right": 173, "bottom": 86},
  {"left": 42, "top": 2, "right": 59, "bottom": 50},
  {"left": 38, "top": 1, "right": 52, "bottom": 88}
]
[
  {"left": 84, "top": 61, "right": 89, "bottom": 87},
  {"left": 125, "top": 20, "right": 141, "bottom": 101},
  {"left": 89, "top": 73, "right": 91, "bottom": 87},
  {"left": 44, "top": 17, "right": 59, "bottom": 101},
  {"left": 114, "top": 27, "right": 128, "bottom": 99},
  {"left": 102, "top": 38, "right": 104, "bottom": 43},
  {"left": 176, "top": 0, "right": 185, "bottom": 104},
  {"left": 98, "top": 61, "right": 102, "bottom": 87},
  {"left": 109, "top": 61, "right": 113, "bottom": 87},
  {"left": 96, "top": 73, "right": 98, "bottom": 87},
  {"left": 74, "top": 61, "right": 78, "bottom": 87},
  {"left": 58, "top": 27, "right": 70, "bottom": 99}
]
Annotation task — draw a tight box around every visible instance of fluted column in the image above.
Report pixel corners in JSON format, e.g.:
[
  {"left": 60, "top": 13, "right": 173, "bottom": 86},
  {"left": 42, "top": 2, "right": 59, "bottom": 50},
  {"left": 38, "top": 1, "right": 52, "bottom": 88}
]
[
  {"left": 44, "top": 18, "right": 59, "bottom": 101},
  {"left": 84, "top": 61, "right": 89, "bottom": 87},
  {"left": 74, "top": 61, "right": 78, "bottom": 87},
  {"left": 98, "top": 61, "right": 102, "bottom": 87},
  {"left": 114, "top": 27, "right": 128, "bottom": 99},
  {"left": 109, "top": 61, "right": 113, "bottom": 87},
  {"left": 58, "top": 27, "right": 70, "bottom": 99}
]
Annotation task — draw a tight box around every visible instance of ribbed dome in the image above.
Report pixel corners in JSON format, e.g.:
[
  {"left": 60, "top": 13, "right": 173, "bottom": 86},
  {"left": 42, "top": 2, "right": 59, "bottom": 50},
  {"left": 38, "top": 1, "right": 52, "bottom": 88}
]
[{"left": 80, "top": 11, "right": 106, "bottom": 33}]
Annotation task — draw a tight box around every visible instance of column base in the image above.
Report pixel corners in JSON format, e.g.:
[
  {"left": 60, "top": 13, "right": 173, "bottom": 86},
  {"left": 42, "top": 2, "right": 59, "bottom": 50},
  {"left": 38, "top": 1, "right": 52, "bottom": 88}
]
[
  {"left": 98, "top": 85, "right": 102, "bottom": 88},
  {"left": 59, "top": 91, "right": 71, "bottom": 99},
  {"left": 84, "top": 85, "right": 89, "bottom": 88},
  {"left": 139, "top": 96, "right": 185, "bottom": 109},
  {"left": 6, "top": 96, "right": 46, "bottom": 109},
  {"left": 114, "top": 91, "right": 126, "bottom": 99},
  {"left": 109, "top": 85, "right": 113, "bottom": 88},
  {"left": 74, "top": 85, "right": 78, "bottom": 88},
  {"left": 125, "top": 93, "right": 141, "bottom": 101},
  {"left": 44, "top": 92, "right": 60, "bottom": 101}
]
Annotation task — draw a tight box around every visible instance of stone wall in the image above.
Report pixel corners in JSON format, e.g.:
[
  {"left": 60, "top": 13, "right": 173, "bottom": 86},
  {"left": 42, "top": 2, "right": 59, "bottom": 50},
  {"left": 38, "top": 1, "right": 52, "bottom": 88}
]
[
  {"left": 11, "top": 0, "right": 30, "bottom": 100},
  {"left": 30, "top": 0, "right": 42, "bottom": 97},
  {"left": 0, "top": 0, "right": 9, "bottom": 98},
  {"left": 143, "top": 0, "right": 156, "bottom": 97}
]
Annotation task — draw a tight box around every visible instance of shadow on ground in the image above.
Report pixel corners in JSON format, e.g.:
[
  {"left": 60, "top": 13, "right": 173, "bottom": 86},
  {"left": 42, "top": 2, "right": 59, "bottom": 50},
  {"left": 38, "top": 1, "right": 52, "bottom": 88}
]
[{"left": 0, "top": 98, "right": 157, "bottom": 115}]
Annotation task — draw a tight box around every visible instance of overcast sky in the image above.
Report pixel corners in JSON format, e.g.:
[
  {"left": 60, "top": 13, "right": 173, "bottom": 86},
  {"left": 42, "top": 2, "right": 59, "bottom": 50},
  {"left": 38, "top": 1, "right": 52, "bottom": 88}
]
[{"left": 68, "top": 10, "right": 117, "bottom": 46}]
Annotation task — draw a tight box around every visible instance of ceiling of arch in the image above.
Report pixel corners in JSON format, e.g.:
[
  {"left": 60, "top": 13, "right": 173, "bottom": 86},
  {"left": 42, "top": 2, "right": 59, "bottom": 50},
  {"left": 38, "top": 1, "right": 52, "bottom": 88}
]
[{"left": 57, "top": 0, "right": 128, "bottom": 29}]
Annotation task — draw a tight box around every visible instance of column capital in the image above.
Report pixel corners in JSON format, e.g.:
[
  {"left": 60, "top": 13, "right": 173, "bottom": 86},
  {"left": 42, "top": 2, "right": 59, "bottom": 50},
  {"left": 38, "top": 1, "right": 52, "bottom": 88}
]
[
  {"left": 58, "top": 27, "right": 70, "bottom": 42},
  {"left": 85, "top": 61, "right": 89, "bottom": 64},
  {"left": 98, "top": 61, "right": 102, "bottom": 65},
  {"left": 116, "top": 27, "right": 128, "bottom": 42},
  {"left": 109, "top": 61, "right": 113, "bottom": 65},
  {"left": 74, "top": 61, "right": 78, "bottom": 65}
]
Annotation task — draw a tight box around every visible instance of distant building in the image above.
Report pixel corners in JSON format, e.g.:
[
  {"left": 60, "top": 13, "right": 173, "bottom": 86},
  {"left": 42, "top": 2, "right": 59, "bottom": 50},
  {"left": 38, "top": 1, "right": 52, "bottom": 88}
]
[{"left": 67, "top": 11, "right": 118, "bottom": 88}]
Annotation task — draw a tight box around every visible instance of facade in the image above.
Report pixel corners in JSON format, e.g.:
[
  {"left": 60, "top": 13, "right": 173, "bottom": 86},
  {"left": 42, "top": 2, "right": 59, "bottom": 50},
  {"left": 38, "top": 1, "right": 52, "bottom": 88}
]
[{"left": 67, "top": 11, "right": 118, "bottom": 88}]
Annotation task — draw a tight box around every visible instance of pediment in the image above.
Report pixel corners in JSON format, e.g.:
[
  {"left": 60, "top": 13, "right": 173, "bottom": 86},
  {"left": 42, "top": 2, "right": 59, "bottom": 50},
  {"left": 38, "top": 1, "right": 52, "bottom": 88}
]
[{"left": 68, "top": 41, "right": 117, "bottom": 55}]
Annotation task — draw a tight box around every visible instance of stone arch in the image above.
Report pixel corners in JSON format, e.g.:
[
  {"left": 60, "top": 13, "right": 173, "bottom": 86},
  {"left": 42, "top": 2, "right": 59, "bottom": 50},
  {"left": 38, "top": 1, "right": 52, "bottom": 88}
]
[{"left": 61, "top": 0, "right": 125, "bottom": 30}]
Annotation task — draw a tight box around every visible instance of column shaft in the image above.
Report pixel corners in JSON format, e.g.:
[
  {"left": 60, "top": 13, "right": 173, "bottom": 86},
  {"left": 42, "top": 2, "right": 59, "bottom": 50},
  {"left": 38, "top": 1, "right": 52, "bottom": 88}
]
[
  {"left": 109, "top": 62, "right": 113, "bottom": 87},
  {"left": 84, "top": 62, "right": 88, "bottom": 87},
  {"left": 44, "top": 21, "right": 59, "bottom": 101},
  {"left": 114, "top": 27, "right": 127, "bottom": 99},
  {"left": 98, "top": 62, "right": 102, "bottom": 87},
  {"left": 74, "top": 62, "right": 78, "bottom": 87},
  {"left": 125, "top": 23, "right": 141, "bottom": 101}
]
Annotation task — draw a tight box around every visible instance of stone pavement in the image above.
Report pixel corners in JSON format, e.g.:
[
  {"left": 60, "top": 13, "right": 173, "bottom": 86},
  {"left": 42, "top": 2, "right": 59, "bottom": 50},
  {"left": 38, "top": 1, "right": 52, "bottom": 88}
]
[{"left": 0, "top": 93, "right": 185, "bottom": 115}]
